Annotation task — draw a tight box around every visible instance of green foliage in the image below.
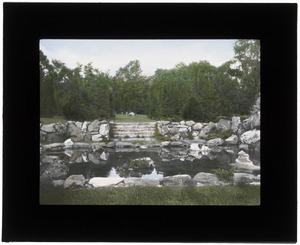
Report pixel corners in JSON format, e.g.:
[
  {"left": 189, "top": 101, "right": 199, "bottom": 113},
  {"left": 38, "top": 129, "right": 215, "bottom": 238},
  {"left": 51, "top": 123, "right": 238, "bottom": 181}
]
[
  {"left": 40, "top": 185, "right": 260, "bottom": 205},
  {"left": 182, "top": 96, "right": 203, "bottom": 121},
  {"left": 213, "top": 167, "right": 236, "bottom": 184},
  {"left": 154, "top": 123, "right": 171, "bottom": 142}
]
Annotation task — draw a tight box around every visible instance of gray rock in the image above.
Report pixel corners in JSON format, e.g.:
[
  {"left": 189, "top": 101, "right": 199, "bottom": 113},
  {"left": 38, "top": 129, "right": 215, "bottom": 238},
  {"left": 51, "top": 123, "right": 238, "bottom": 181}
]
[
  {"left": 89, "top": 177, "right": 125, "bottom": 187},
  {"left": 170, "top": 141, "right": 186, "bottom": 147},
  {"left": 215, "top": 119, "right": 231, "bottom": 131},
  {"left": 186, "top": 120, "right": 195, "bottom": 127},
  {"left": 240, "top": 129, "right": 260, "bottom": 144},
  {"left": 41, "top": 123, "right": 56, "bottom": 133},
  {"left": 72, "top": 142, "right": 90, "bottom": 148},
  {"left": 231, "top": 116, "right": 241, "bottom": 132},
  {"left": 88, "top": 153, "right": 101, "bottom": 164},
  {"left": 88, "top": 120, "right": 100, "bottom": 132},
  {"left": 75, "top": 121, "right": 83, "bottom": 129},
  {"left": 81, "top": 121, "right": 89, "bottom": 133},
  {"left": 170, "top": 134, "right": 181, "bottom": 141},
  {"left": 234, "top": 173, "right": 260, "bottom": 185},
  {"left": 100, "top": 151, "right": 109, "bottom": 161},
  {"left": 43, "top": 143, "right": 65, "bottom": 151},
  {"left": 193, "top": 172, "right": 220, "bottom": 186},
  {"left": 92, "top": 133, "right": 103, "bottom": 142},
  {"left": 99, "top": 123, "right": 110, "bottom": 138},
  {"left": 67, "top": 122, "right": 84, "bottom": 142},
  {"left": 199, "top": 122, "right": 215, "bottom": 137},
  {"left": 161, "top": 141, "right": 171, "bottom": 147},
  {"left": 207, "top": 138, "right": 224, "bottom": 147},
  {"left": 235, "top": 150, "right": 260, "bottom": 171},
  {"left": 54, "top": 123, "right": 67, "bottom": 134},
  {"left": 201, "top": 145, "right": 211, "bottom": 155},
  {"left": 124, "top": 178, "right": 160, "bottom": 187},
  {"left": 52, "top": 179, "right": 65, "bottom": 188},
  {"left": 106, "top": 142, "right": 115, "bottom": 148},
  {"left": 225, "top": 135, "right": 239, "bottom": 145},
  {"left": 40, "top": 155, "right": 59, "bottom": 164},
  {"left": 64, "top": 138, "right": 74, "bottom": 148},
  {"left": 90, "top": 143, "right": 105, "bottom": 152},
  {"left": 192, "top": 123, "right": 203, "bottom": 131},
  {"left": 115, "top": 142, "right": 135, "bottom": 148},
  {"left": 42, "top": 161, "right": 69, "bottom": 179},
  {"left": 161, "top": 174, "right": 193, "bottom": 187},
  {"left": 239, "top": 144, "right": 249, "bottom": 151},
  {"left": 63, "top": 174, "right": 85, "bottom": 189},
  {"left": 46, "top": 133, "right": 64, "bottom": 142}
]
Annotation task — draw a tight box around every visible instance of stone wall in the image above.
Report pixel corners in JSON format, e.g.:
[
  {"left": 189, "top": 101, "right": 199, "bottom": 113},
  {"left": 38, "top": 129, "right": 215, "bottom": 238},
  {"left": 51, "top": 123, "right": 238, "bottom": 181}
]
[{"left": 40, "top": 120, "right": 110, "bottom": 143}]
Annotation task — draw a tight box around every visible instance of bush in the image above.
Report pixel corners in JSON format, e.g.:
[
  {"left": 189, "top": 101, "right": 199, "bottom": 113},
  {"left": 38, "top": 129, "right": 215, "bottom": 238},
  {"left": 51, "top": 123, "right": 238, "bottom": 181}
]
[{"left": 213, "top": 167, "right": 236, "bottom": 184}]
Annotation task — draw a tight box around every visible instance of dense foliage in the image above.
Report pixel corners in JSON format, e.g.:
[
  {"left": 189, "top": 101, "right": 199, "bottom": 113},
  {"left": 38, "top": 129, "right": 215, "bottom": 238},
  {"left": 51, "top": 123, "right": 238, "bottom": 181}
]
[{"left": 40, "top": 40, "right": 260, "bottom": 122}]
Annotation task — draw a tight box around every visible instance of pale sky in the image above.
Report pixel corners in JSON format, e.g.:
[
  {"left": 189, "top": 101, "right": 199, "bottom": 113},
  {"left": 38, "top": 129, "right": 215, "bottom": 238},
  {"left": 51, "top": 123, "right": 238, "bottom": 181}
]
[{"left": 40, "top": 39, "right": 237, "bottom": 77}]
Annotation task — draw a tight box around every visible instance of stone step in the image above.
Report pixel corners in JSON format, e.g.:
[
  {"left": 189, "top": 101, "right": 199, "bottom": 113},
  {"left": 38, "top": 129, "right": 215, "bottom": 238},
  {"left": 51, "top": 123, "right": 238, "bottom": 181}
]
[
  {"left": 112, "top": 137, "right": 157, "bottom": 142},
  {"left": 113, "top": 132, "right": 156, "bottom": 137},
  {"left": 111, "top": 122, "right": 156, "bottom": 126},
  {"left": 112, "top": 127, "right": 155, "bottom": 132}
]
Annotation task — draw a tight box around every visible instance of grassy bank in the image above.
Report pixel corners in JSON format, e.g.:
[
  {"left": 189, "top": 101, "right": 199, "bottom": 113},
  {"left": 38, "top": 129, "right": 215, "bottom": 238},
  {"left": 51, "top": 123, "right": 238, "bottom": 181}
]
[
  {"left": 40, "top": 116, "right": 67, "bottom": 124},
  {"left": 40, "top": 185, "right": 260, "bottom": 205}
]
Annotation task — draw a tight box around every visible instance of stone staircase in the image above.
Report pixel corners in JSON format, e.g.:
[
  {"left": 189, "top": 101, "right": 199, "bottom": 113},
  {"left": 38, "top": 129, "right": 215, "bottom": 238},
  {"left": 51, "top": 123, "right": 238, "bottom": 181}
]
[{"left": 110, "top": 122, "right": 157, "bottom": 142}]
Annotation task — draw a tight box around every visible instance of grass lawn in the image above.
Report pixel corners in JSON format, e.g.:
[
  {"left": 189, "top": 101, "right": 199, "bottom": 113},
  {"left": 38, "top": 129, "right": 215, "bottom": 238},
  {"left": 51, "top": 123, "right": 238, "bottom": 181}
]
[
  {"left": 40, "top": 185, "right": 260, "bottom": 205},
  {"left": 40, "top": 116, "right": 67, "bottom": 124}
]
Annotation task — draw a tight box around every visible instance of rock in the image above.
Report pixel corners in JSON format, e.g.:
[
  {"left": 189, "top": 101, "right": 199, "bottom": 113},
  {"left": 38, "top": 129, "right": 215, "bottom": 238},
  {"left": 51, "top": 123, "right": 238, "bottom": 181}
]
[
  {"left": 158, "top": 120, "right": 170, "bottom": 125},
  {"left": 42, "top": 161, "right": 69, "bottom": 179},
  {"left": 225, "top": 135, "right": 239, "bottom": 145},
  {"left": 99, "top": 123, "right": 109, "bottom": 137},
  {"left": 90, "top": 142, "right": 105, "bottom": 152},
  {"left": 192, "top": 123, "right": 203, "bottom": 131},
  {"left": 170, "top": 141, "right": 186, "bottom": 147},
  {"left": 180, "top": 120, "right": 186, "bottom": 125},
  {"left": 190, "top": 143, "right": 201, "bottom": 151},
  {"left": 43, "top": 143, "right": 65, "bottom": 151},
  {"left": 88, "top": 120, "right": 100, "bottom": 132},
  {"left": 63, "top": 174, "right": 85, "bottom": 189},
  {"left": 64, "top": 138, "right": 74, "bottom": 148},
  {"left": 239, "top": 144, "right": 249, "bottom": 151},
  {"left": 159, "top": 125, "right": 169, "bottom": 135},
  {"left": 240, "top": 129, "right": 260, "bottom": 144},
  {"left": 115, "top": 142, "right": 135, "bottom": 148},
  {"left": 41, "top": 123, "right": 56, "bottom": 133},
  {"left": 106, "top": 142, "right": 115, "bottom": 148},
  {"left": 231, "top": 116, "right": 241, "bottom": 132},
  {"left": 72, "top": 142, "right": 90, "bottom": 148},
  {"left": 81, "top": 121, "right": 89, "bottom": 132},
  {"left": 170, "top": 134, "right": 181, "bottom": 141},
  {"left": 54, "top": 123, "right": 67, "bottom": 134},
  {"left": 199, "top": 122, "right": 215, "bottom": 137},
  {"left": 215, "top": 119, "right": 231, "bottom": 131},
  {"left": 201, "top": 145, "right": 211, "bottom": 155},
  {"left": 193, "top": 172, "right": 220, "bottom": 186},
  {"left": 161, "top": 174, "right": 194, "bottom": 187},
  {"left": 234, "top": 173, "right": 260, "bottom": 185},
  {"left": 89, "top": 177, "right": 125, "bottom": 187},
  {"left": 124, "top": 178, "right": 160, "bottom": 187},
  {"left": 75, "top": 121, "right": 82, "bottom": 129},
  {"left": 128, "top": 112, "right": 135, "bottom": 116},
  {"left": 52, "top": 179, "right": 64, "bottom": 188},
  {"left": 88, "top": 153, "right": 101, "bottom": 164},
  {"left": 161, "top": 141, "right": 171, "bottom": 147},
  {"left": 92, "top": 134, "right": 103, "bottom": 142},
  {"left": 235, "top": 150, "right": 260, "bottom": 171},
  {"left": 41, "top": 155, "right": 59, "bottom": 164},
  {"left": 100, "top": 151, "right": 109, "bottom": 161},
  {"left": 207, "top": 138, "right": 224, "bottom": 147},
  {"left": 186, "top": 120, "right": 195, "bottom": 127},
  {"left": 67, "top": 122, "right": 84, "bottom": 142}
]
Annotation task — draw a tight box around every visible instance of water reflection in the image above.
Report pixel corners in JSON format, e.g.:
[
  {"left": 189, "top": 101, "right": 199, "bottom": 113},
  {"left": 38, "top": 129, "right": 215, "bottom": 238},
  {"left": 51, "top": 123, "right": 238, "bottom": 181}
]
[{"left": 141, "top": 168, "right": 164, "bottom": 180}]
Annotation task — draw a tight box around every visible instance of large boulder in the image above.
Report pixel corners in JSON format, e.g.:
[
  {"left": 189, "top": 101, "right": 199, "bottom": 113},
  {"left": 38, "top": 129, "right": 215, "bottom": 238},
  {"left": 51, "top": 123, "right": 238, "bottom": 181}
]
[
  {"left": 207, "top": 138, "right": 224, "bottom": 147},
  {"left": 161, "top": 174, "right": 196, "bottom": 187},
  {"left": 92, "top": 134, "right": 103, "bottom": 142},
  {"left": 63, "top": 174, "right": 85, "bottom": 189},
  {"left": 64, "top": 138, "right": 74, "bottom": 148},
  {"left": 215, "top": 119, "right": 231, "bottom": 131},
  {"left": 46, "top": 133, "right": 64, "bottom": 142},
  {"left": 192, "top": 123, "right": 203, "bottom": 131},
  {"left": 240, "top": 129, "right": 260, "bottom": 144},
  {"left": 193, "top": 172, "right": 220, "bottom": 186},
  {"left": 54, "top": 123, "right": 67, "bottom": 134},
  {"left": 199, "top": 122, "right": 215, "bottom": 137},
  {"left": 234, "top": 173, "right": 260, "bottom": 185},
  {"left": 67, "top": 122, "right": 84, "bottom": 142},
  {"left": 88, "top": 153, "right": 101, "bottom": 164},
  {"left": 234, "top": 150, "right": 260, "bottom": 171},
  {"left": 88, "top": 120, "right": 100, "bottom": 132},
  {"left": 225, "top": 135, "right": 239, "bottom": 145},
  {"left": 89, "top": 177, "right": 125, "bottom": 187},
  {"left": 99, "top": 123, "right": 110, "bottom": 138},
  {"left": 42, "top": 161, "right": 69, "bottom": 179},
  {"left": 41, "top": 123, "right": 56, "bottom": 133},
  {"left": 124, "top": 178, "right": 160, "bottom": 187}
]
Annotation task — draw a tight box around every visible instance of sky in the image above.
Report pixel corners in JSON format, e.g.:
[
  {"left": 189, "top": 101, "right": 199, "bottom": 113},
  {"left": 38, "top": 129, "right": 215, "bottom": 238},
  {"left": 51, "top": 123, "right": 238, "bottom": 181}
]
[{"left": 40, "top": 39, "right": 237, "bottom": 77}]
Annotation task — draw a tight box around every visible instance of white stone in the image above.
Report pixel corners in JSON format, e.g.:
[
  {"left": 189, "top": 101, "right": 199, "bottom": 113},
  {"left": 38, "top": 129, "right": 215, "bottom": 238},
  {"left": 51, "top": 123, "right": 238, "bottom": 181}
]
[
  {"left": 128, "top": 112, "right": 135, "bottom": 116},
  {"left": 193, "top": 172, "right": 220, "bottom": 186},
  {"left": 215, "top": 119, "right": 231, "bottom": 131},
  {"left": 192, "top": 123, "right": 203, "bottom": 131},
  {"left": 180, "top": 120, "right": 186, "bottom": 125},
  {"left": 99, "top": 123, "right": 109, "bottom": 136},
  {"left": 186, "top": 120, "right": 195, "bottom": 127},
  {"left": 63, "top": 174, "right": 85, "bottom": 189},
  {"left": 75, "top": 121, "right": 82, "bottom": 129},
  {"left": 199, "top": 122, "right": 215, "bottom": 137},
  {"left": 190, "top": 143, "right": 201, "bottom": 151},
  {"left": 225, "top": 135, "right": 239, "bottom": 145},
  {"left": 41, "top": 123, "right": 56, "bottom": 133},
  {"left": 89, "top": 177, "right": 124, "bottom": 187},
  {"left": 100, "top": 151, "right": 109, "bottom": 161},
  {"left": 231, "top": 116, "right": 241, "bottom": 132},
  {"left": 235, "top": 150, "right": 260, "bottom": 170},
  {"left": 92, "top": 134, "right": 102, "bottom": 142},
  {"left": 88, "top": 120, "right": 100, "bottom": 132},
  {"left": 201, "top": 145, "right": 211, "bottom": 155},
  {"left": 161, "top": 141, "right": 171, "bottom": 147},
  {"left": 81, "top": 121, "right": 89, "bottom": 132},
  {"left": 64, "top": 138, "right": 74, "bottom": 148},
  {"left": 240, "top": 129, "right": 260, "bottom": 144}
]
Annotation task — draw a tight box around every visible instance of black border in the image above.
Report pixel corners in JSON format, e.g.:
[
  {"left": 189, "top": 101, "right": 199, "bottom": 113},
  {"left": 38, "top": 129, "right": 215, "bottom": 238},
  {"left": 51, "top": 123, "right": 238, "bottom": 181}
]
[{"left": 3, "top": 3, "right": 297, "bottom": 242}]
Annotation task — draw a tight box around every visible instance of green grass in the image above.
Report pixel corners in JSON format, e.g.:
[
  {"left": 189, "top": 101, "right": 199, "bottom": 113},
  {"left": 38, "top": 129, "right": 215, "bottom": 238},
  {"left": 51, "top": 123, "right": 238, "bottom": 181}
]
[
  {"left": 40, "top": 116, "right": 67, "bottom": 124},
  {"left": 113, "top": 114, "right": 155, "bottom": 123},
  {"left": 40, "top": 185, "right": 260, "bottom": 205}
]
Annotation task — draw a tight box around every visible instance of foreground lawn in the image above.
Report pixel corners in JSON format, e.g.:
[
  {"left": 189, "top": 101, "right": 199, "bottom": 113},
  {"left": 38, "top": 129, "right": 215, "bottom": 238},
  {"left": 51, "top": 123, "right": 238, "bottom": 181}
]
[
  {"left": 113, "top": 114, "right": 155, "bottom": 123},
  {"left": 40, "top": 186, "right": 260, "bottom": 205}
]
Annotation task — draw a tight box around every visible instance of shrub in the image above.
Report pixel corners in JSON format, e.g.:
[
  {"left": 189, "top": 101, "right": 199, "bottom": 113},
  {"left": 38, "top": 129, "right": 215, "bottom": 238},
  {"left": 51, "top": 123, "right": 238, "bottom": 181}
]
[{"left": 213, "top": 166, "right": 236, "bottom": 184}]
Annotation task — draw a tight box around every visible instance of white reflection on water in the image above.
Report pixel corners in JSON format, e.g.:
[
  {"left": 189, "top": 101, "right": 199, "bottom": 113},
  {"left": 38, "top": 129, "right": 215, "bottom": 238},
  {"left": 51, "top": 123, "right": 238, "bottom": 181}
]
[
  {"left": 107, "top": 167, "right": 121, "bottom": 178},
  {"left": 141, "top": 168, "right": 163, "bottom": 180}
]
